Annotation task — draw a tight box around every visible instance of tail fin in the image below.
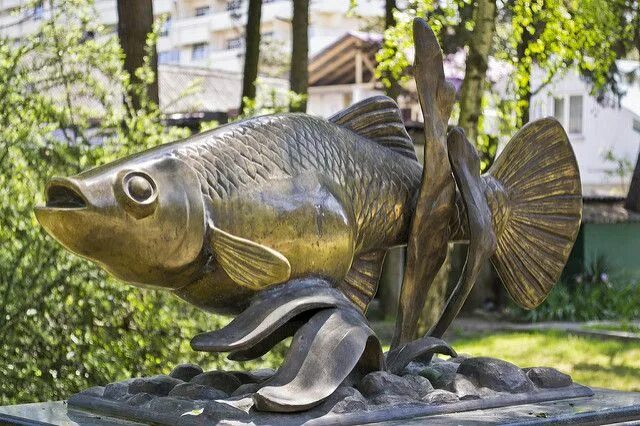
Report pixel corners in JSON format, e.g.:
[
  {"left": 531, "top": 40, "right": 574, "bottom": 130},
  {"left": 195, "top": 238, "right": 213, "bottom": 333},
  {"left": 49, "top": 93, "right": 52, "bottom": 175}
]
[{"left": 484, "top": 118, "right": 582, "bottom": 309}]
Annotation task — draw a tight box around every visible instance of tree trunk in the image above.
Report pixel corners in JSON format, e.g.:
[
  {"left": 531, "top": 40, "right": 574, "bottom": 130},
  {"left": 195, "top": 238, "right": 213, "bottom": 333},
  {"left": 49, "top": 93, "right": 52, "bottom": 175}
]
[
  {"left": 625, "top": 150, "right": 640, "bottom": 212},
  {"left": 623, "top": 0, "right": 640, "bottom": 210},
  {"left": 116, "top": 0, "right": 158, "bottom": 109},
  {"left": 240, "top": 0, "right": 263, "bottom": 112},
  {"left": 458, "top": 0, "right": 497, "bottom": 144},
  {"left": 515, "top": 35, "right": 532, "bottom": 127},
  {"left": 382, "top": 0, "right": 402, "bottom": 100},
  {"left": 289, "top": 0, "right": 309, "bottom": 112}
]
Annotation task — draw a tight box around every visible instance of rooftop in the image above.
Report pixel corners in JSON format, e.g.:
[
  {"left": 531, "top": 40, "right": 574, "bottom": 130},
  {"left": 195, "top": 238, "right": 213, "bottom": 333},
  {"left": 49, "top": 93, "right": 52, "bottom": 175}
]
[{"left": 582, "top": 196, "right": 640, "bottom": 224}]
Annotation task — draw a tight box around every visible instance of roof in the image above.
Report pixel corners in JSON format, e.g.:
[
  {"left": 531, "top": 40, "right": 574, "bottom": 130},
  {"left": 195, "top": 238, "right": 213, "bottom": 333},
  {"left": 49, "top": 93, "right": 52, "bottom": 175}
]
[
  {"left": 308, "top": 31, "right": 512, "bottom": 91},
  {"left": 309, "top": 32, "right": 382, "bottom": 86},
  {"left": 582, "top": 196, "right": 640, "bottom": 224}
]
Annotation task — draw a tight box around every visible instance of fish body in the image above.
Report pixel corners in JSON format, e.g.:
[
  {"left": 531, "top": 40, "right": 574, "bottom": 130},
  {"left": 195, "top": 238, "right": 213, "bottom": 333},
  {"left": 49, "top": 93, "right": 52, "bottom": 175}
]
[
  {"left": 169, "top": 112, "right": 422, "bottom": 313},
  {"left": 35, "top": 98, "right": 424, "bottom": 314}
]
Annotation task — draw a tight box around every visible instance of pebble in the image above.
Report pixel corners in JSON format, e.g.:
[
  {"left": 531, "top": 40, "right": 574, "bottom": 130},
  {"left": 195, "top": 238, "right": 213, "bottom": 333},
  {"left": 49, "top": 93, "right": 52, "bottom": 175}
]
[
  {"left": 358, "top": 371, "right": 420, "bottom": 399},
  {"left": 457, "top": 357, "right": 534, "bottom": 393},
  {"left": 128, "top": 375, "right": 183, "bottom": 396},
  {"left": 190, "top": 371, "right": 242, "bottom": 394},
  {"left": 169, "top": 382, "right": 228, "bottom": 400},
  {"left": 170, "top": 363, "right": 203, "bottom": 382},
  {"left": 526, "top": 367, "right": 573, "bottom": 388}
]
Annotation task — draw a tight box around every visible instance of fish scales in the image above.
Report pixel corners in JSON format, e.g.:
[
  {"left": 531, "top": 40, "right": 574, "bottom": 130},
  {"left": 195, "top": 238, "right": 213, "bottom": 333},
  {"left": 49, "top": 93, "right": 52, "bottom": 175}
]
[{"left": 172, "top": 114, "right": 423, "bottom": 254}]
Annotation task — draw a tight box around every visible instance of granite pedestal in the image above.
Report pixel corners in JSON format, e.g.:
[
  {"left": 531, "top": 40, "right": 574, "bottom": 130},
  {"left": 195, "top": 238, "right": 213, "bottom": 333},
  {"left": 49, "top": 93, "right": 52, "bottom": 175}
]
[{"left": 1, "top": 389, "right": 639, "bottom": 425}]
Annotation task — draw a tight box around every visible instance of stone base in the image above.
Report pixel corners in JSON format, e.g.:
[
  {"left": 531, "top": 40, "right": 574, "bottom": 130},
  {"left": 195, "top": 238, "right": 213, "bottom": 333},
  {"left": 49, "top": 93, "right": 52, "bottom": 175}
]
[
  {"left": 67, "top": 384, "right": 593, "bottom": 425},
  {"left": 38, "top": 356, "right": 607, "bottom": 425},
  {"left": 2, "top": 390, "right": 640, "bottom": 425},
  {"left": 64, "top": 357, "right": 592, "bottom": 423}
]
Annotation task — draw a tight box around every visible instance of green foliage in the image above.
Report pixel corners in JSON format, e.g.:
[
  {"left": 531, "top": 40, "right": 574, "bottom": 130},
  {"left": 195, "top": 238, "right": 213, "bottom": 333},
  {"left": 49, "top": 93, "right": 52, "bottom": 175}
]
[
  {"left": 501, "top": 0, "right": 596, "bottom": 124},
  {"left": 0, "top": 0, "right": 282, "bottom": 405},
  {"left": 511, "top": 281, "right": 640, "bottom": 323},
  {"left": 375, "top": 1, "right": 464, "bottom": 90},
  {"left": 603, "top": 149, "right": 635, "bottom": 194},
  {"left": 509, "top": 257, "right": 640, "bottom": 322},
  {"left": 238, "top": 80, "right": 307, "bottom": 119},
  {"left": 376, "top": 0, "right": 637, "bottom": 163}
]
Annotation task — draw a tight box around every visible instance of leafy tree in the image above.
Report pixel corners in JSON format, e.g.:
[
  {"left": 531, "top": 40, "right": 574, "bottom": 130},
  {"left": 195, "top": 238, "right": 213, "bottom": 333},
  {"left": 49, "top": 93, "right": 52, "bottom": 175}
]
[
  {"left": 376, "top": 2, "right": 457, "bottom": 92},
  {"left": 381, "top": 0, "right": 402, "bottom": 100},
  {"left": 0, "top": 0, "right": 281, "bottom": 405},
  {"left": 501, "top": 0, "right": 576, "bottom": 125},
  {"left": 500, "top": 0, "right": 636, "bottom": 127},
  {"left": 575, "top": 0, "right": 639, "bottom": 100},
  {"left": 375, "top": 1, "right": 499, "bottom": 170}
]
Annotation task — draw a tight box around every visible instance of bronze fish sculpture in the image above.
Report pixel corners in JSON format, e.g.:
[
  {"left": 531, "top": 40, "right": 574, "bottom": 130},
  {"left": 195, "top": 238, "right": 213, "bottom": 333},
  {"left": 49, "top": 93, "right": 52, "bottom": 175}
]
[
  {"left": 35, "top": 18, "right": 582, "bottom": 414},
  {"left": 35, "top": 97, "right": 579, "bottom": 317}
]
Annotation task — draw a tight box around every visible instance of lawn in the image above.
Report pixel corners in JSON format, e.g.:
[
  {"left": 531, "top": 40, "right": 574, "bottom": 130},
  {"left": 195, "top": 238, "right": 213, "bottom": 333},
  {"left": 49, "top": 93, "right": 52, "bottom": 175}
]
[{"left": 449, "top": 330, "right": 640, "bottom": 392}]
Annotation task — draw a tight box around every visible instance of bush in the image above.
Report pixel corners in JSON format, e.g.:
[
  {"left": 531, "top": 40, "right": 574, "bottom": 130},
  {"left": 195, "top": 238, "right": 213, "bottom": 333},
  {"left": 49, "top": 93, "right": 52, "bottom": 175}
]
[
  {"left": 0, "top": 0, "right": 283, "bottom": 405},
  {"left": 508, "top": 257, "right": 640, "bottom": 322}
]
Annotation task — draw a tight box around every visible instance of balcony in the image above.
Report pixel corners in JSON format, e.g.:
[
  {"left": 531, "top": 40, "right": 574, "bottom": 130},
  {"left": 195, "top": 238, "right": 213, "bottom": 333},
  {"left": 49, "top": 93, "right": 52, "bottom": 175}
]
[
  {"left": 208, "top": 0, "right": 290, "bottom": 32},
  {"left": 171, "top": 14, "right": 211, "bottom": 46},
  {"left": 207, "top": 47, "right": 244, "bottom": 72},
  {"left": 311, "top": 0, "right": 384, "bottom": 16}
]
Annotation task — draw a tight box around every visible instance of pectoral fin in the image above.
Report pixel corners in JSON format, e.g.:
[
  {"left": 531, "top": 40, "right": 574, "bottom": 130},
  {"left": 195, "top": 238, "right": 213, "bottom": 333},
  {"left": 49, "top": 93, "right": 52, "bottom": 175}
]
[{"left": 209, "top": 224, "right": 291, "bottom": 290}]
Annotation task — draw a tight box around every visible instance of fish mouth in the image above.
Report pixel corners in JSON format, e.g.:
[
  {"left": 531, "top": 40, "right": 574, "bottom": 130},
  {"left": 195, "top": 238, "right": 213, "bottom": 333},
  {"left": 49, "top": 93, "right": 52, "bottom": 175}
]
[{"left": 42, "top": 178, "right": 87, "bottom": 210}]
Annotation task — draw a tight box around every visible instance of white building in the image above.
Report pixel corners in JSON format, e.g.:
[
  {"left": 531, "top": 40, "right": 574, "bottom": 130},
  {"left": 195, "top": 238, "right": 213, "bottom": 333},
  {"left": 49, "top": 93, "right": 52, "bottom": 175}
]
[
  {"left": 0, "top": 0, "right": 383, "bottom": 72},
  {"left": 160, "top": 0, "right": 383, "bottom": 72},
  {"left": 529, "top": 61, "right": 640, "bottom": 196}
]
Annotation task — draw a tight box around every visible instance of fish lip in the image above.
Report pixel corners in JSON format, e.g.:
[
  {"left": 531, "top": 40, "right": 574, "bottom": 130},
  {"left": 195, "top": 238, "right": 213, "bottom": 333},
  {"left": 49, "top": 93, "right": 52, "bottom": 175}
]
[{"left": 41, "top": 177, "right": 88, "bottom": 211}]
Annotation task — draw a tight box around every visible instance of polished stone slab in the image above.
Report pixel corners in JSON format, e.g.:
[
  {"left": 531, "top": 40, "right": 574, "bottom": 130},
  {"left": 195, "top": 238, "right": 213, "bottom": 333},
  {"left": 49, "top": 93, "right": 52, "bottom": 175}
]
[{"left": 2, "top": 389, "right": 639, "bottom": 425}]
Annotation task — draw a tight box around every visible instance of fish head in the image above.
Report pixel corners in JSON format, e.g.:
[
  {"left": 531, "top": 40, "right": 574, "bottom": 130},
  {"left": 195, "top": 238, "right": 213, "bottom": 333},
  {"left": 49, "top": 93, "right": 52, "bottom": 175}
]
[{"left": 35, "top": 154, "right": 206, "bottom": 289}]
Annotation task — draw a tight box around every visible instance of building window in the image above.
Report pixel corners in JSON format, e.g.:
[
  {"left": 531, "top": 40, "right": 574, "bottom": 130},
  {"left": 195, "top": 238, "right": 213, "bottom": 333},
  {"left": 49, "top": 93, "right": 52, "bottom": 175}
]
[
  {"left": 633, "top": 119, "right": 640, "bottom": 134},
  {"left": 569, "top": 95, "right": 583, "bottom": 134},
  {"left": 195, "top": 6, "right": 210, "bottom": 16},
  {"left": 227, "top": 0, "right": 242, "bottom": 11},
  {"left": 191, "top": 43, "right": 208, "bottom": 61},
  {"left": 553, "top": 97, "right": 564, "bottom": 124},
  {"left": 226, "top": 37, "right": 243, "bottom": 50},
  {"left": 160, "top": 16, "right": 171, "bottom": 37},
  {"left": 158, "top": 50, "right": 180, "bottom": 64}
]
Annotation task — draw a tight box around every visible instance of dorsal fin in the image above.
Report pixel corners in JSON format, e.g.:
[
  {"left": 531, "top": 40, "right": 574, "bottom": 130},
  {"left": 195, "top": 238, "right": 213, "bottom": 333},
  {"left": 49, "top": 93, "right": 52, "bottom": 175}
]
[{"left": 329, "top": 96, "right": 418, "bottom": 161}]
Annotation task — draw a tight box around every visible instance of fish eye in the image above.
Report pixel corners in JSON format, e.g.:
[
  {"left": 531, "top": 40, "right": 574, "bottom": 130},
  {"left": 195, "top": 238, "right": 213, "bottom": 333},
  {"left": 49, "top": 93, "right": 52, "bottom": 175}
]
[
  {"left": 127, "top": 175, "right": 154, "bottom": 202},
  {"left": 117, "top": 171, "right": 158, "bottom": 219}
]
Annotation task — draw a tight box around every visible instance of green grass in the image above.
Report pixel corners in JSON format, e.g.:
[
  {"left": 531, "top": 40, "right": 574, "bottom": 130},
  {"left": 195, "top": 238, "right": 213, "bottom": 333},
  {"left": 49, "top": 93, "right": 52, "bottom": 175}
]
[{"left": 449, "top": 331, "right": 640, "bottom": 392}]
